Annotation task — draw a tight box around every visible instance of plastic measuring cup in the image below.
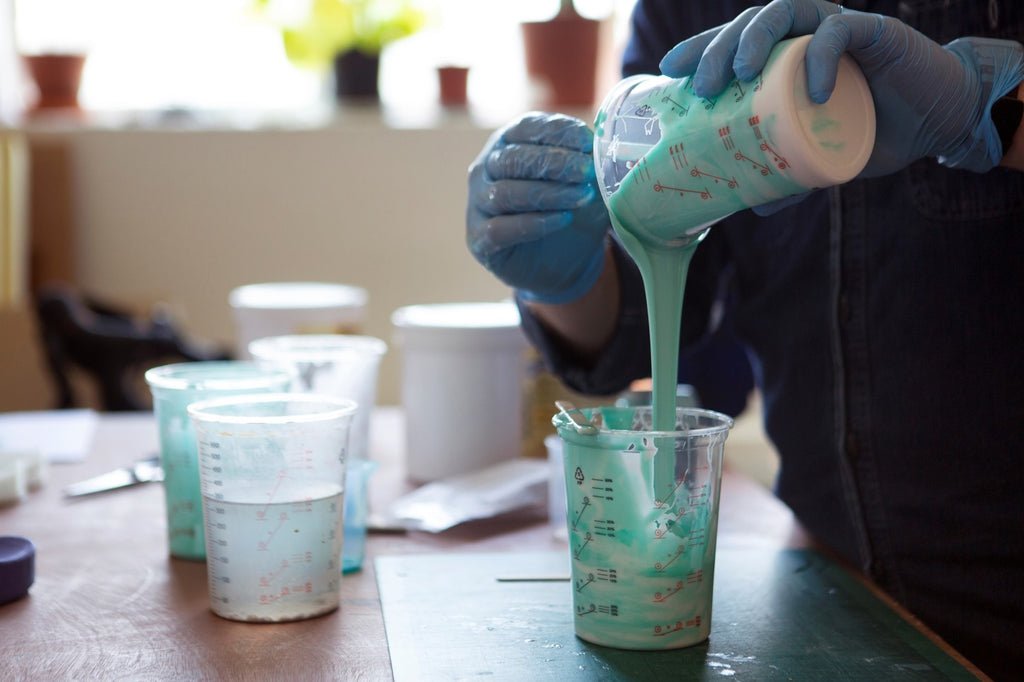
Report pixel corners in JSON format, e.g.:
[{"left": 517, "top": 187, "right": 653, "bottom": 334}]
[
  {"left": 593, "top": 34, "right": 875, "bottom": 248},
  {"left": 553, "top": 406, "right": 733, "bottom": 650},
  {"left": 248, "top": 334, "right": 386, "bottom": 572},
  {"left": 342, "top": 458, "right": 378, "bottom": 573},
  {"left": 248, "top": 334, "right": 386, "bottom": 467},
  {"left": 188, "top": 393, "right": 357, "bottom": 623},
  {"left": 144, "top": 361, "right": 295, "bottom": 560}
]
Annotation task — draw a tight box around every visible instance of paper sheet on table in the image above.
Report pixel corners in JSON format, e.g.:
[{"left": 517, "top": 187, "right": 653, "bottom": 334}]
[
  {"left": 0, "top": 409, "right": 98, "bottom": 463},
  {"left": 386, "top": 458, "right": 549, "bottom": 533}
]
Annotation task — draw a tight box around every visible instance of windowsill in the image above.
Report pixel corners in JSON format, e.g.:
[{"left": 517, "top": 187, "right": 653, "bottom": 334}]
[{"left": 5, "top": 94, "right": 600, "bottom": 135}]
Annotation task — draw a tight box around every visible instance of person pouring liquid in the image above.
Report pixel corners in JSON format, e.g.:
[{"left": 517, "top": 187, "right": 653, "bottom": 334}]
[{"left": 466, "top": 1, "right": 1024, "bottom": 679}]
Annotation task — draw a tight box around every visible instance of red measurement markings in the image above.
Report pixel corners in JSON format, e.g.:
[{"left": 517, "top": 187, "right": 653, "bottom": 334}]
[
  {"left": 655, "top": 474, "right": 688, "bottom": 509},
  {"left": 670, "top": 143, "right": 688, "bottom": 170},
  {"left": 653, "top": 181, "right": 712, "bottom": 200},
  {"left": 654, "top": 544, "right": 686, "bottom": 573},
  {"left": 733, "top": 151, "right": 772, "bottom": 175},
  {"left": 257, "top": 510, "right": 290, "bottom": 552},
  {"left": 688, "top": 528, "right": 706, "bottom": 547},
  {"left": 748, "top": 115, "right": 762, "bottom": 139},
  {"left": 256, "top": 470, "right": 289, "bottom": 520},
  {"left": 759, "top": 141, "right": 790, "bottom": 169},
  {"left": 288, "top": 449, "right": 315, "bottom": 471},
  {"left": 719, "top": 126, "right": 735, "bottom": 151},
  {"left": 653, "top": 615, "right": 701, "bottom": 636},
  {"left": 258, "top": 582, "right": 312, "bottom": 606},
  {"left": 258, "top": 558, "right": 291, "bottom": 588},
  {"left": 628, "top": 156, "right": 652, "bottom": 184},
  {"left": 690, "top": 167, "right": 738, "bottom": 188},
  {"left": 653, "top": 580, "right": 686, "bottom": 603}
]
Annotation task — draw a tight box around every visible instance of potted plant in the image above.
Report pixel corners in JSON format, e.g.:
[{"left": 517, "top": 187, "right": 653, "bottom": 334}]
[
  {"left": 521, "top": 0, "right": 604, "bottom": 109},
  {"left": 253, "top": 0, "right": 428, "bottom": 101}
]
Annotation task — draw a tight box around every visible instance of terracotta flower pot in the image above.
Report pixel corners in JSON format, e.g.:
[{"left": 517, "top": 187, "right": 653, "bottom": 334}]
[
  {"left": 437, "top": 65, "right": 469, "bottom": 107},
  {"left": 23, "top": 53, "right": 87, "bottom": 114},
  {"left": 521, "top": 13, "right": 601, "bottom": 109}
]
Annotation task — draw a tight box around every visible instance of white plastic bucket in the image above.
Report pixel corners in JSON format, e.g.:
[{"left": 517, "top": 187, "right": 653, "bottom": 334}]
[
  {"left": 229, "top": 282, "right": 368, "bottom": 359},
  {"left": 391, "top": 301, "right": 527, "bottom": 482}
]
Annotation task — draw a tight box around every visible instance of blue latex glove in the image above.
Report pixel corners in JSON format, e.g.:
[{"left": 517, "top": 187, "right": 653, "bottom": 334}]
[
  {"left": 659, "top": 0, "right": 1024, "bottom": 178},
  {"left": 467, "top": 112, "right": 610, "bottom": 305}
]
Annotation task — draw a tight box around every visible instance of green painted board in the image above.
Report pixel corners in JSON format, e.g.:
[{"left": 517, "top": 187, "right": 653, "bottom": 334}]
[{"left": 376, "top": 548, "right": 978, "bottom": 681}]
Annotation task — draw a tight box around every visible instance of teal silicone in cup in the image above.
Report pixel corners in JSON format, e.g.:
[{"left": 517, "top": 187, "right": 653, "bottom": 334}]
[
  {"left": 553, "top": 406, "right": 733, "bottom": 650},
  {"left": 342, "top": 458, "right": 378, "bottom": 573},
  {"left": 145, "top": 361, "right": 294, "bottom": 560}
]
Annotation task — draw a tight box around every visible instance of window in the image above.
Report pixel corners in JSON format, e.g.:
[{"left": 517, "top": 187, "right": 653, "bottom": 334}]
[{"left": 9, "top": 0, "right": 634, "bottom": 127}]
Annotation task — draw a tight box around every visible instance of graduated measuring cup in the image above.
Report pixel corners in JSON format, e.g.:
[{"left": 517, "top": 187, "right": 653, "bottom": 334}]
[
  {"left": 248, "top": 335, "right": 386, "bottom": 470},
  {"left": 189, "top": 393, "right": 356, "bottom": 623},
  {"left": 553, "top": 406, "right": 733, "bottom": 650},
  {"left": 249, "top": 334, "right": 386, "bottom": 572},
  {"left": 593, "top": 34, "right": 875, "bottom": 248},
  {"left": 144, "top": 361, "right": 295, "bottom": 560}
]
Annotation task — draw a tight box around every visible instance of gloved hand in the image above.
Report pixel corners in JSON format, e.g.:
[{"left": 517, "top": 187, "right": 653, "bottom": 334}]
[
  {"left": 659, "top": 0, "right": 1024, "bottom": 177},
  {"left": 467, "top": 112, "right": 610, "bottom": 305}
]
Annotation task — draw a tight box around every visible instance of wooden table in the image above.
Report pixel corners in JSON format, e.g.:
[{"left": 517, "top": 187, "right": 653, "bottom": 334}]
[{"left": 0, "top": 409, "right": 979, "bottom": 680}]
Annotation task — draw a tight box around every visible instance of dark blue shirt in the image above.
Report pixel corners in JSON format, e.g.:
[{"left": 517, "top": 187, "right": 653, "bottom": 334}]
[{"left": 518, "top": 1, "right": 1024, "bottom": 678}]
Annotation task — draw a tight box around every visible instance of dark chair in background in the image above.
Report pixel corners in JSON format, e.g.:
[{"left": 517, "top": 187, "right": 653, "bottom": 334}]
[{"left": 34, "top": 285, "right": 231, "bottom": 411}]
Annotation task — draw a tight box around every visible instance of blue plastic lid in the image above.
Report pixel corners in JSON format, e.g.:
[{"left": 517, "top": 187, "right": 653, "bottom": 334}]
[{"left": 0, "top": 536, "right": 35, "bottom": 605}]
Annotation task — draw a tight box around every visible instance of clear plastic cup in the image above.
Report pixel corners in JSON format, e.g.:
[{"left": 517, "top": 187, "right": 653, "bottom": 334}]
[
  {"left": 553, "top": 406, "right": 733, "bottom": 650},
  {"left": 189, "top": 393, "right": 357, "bottom": 622},
  {"left": 342, "top": 458, "right": 378, "bottom": 573},
  {"left": 248, "top": 334, "right": 386, "bottom": 572},
  {"left": 544, "top": 434, "right": 567, "bottom": 541},
  {"left": 144, "top": 361, "right": 295, "bottom": 560},
  {"left": 248, "top": 334, "right": 386, "bottom": 464},
  {"left": 594, "top": 34, "right": 875, "bottom": 248}
]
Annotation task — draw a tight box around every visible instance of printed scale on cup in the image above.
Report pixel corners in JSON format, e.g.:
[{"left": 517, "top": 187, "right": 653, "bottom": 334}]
[{"left": 567, "top": 441, "right": 713, "bottom": 642}]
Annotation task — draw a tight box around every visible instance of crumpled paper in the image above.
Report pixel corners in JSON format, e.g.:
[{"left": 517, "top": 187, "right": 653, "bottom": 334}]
[{"left": 386, "top": 458, "right": 549, "bottom": 533}]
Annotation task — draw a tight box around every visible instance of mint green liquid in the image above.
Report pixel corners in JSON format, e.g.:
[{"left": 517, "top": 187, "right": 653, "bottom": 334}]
[
  {"left": 147, "top": 363, "right": 293, "bottom": 561},
  {"left": 570, "top": 55, "right": 811, "bottom": 650},
  {"left": 606, "top": 70, "right": 804, "bottom": 441},
  {"left": 560, "top": 409, "right": 724, "bottom": 649},
  {"left": 156, "top": 417, "right": 207, "bottom": 560}
]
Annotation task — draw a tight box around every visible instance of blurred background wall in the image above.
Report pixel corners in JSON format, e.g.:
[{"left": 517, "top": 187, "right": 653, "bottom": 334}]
[
  {"left": 30, "top": 120, "right": 509, "bottom": 408},
  {"left": 1, "top": 0, "right": 637, "bottom": 411}
]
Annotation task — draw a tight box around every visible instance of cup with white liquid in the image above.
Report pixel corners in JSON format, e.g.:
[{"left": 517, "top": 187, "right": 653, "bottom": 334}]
[{"left": 189, "top": 393, "right": 356, "bottom": 622}]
